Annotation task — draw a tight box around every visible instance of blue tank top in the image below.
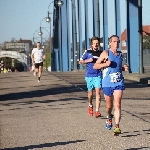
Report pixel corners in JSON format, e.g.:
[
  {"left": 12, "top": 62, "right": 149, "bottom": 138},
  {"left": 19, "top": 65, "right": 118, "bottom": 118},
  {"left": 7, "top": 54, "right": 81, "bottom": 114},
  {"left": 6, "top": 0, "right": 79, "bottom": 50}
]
[{"left": 102, "top": 50, "right": 124, "bottom": 87}]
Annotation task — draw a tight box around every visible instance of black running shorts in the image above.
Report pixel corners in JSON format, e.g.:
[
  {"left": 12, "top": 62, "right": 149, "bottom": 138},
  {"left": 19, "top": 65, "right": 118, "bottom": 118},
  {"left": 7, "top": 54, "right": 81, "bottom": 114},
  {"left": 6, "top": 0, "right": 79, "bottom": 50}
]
[{"left": 35, "top": 62, "right": 43, "bottom": 68}]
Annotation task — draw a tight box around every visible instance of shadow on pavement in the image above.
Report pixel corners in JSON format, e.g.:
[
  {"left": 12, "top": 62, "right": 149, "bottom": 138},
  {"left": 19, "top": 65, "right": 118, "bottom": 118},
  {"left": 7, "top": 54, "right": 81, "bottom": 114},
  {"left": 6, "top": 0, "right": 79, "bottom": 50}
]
[
  {"left": 121, "top": 133, "right": 141, "bottom": 137},
  {"left": 124, "top": 80, "right": 150, "bottom": 88},
  {"left": 124, "top": 147, "right": 150, "bottom": 150},
  {"left": 121, "top": 128, "right": 150, "bottom": 140},
  {"left": 122, "top": 110, "right": 150, "bottom": 124},
  {"left": 0, "top": 85, "right": 86, "bottom": 101},
  {"left": 0, "top": 96, "right": 87, "bottom": 107},
  {"left": 0, "top": 97, "right": 87, "bottom": 111},
  {"left": 2, "top": 140, "right": 85, "bottom": 150}
]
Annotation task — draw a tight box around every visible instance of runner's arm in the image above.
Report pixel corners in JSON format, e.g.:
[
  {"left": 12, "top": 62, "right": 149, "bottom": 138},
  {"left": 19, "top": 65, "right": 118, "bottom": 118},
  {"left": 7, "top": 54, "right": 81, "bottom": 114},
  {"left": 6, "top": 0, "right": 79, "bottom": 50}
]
[
  {"left": 42, "top": 50, "right": 46, "bottom": 59},
  {"left": 93, "top": 50, "right": 111, "bottom": 69},
  {"left": 79, "top": 58, "right": 93, "bottom": 64},
  {"left": 31, "top": 50, "right": 34, "bottom": 64},
  {"left": 79, "top": 50, "right": 93, "bottom": 64}
]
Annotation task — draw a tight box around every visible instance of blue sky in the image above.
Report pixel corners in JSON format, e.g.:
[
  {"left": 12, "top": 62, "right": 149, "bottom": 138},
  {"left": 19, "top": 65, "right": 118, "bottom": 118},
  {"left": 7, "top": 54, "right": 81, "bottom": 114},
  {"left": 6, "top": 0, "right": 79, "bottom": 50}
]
[{"left": 0, "top": 0, "right": 150, "bottom": 44}]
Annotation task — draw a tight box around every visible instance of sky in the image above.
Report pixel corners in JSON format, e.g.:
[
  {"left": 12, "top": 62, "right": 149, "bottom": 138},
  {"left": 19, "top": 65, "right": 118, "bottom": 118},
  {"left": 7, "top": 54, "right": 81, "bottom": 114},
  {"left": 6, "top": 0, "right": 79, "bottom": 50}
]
[{"left": 0, "top": 0, "right": 150, "bottom": 44}]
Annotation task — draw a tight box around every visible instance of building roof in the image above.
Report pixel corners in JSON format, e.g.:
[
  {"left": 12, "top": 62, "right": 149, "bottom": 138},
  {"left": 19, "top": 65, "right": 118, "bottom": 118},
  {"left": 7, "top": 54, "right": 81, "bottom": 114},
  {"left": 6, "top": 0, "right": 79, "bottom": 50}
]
[{"left": 121, "top": 25, "right": 150, "bottom": 50}]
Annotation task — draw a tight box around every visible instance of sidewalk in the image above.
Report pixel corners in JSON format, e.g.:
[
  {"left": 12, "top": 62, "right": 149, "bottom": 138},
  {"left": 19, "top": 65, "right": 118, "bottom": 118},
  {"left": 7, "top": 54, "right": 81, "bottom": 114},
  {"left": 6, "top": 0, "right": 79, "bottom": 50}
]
[
  {"left": 0, "top": 72, "right": 150, "bottom": 150},
  {"left": 73, "top": 70, "right": 150, "bottom": 84},
  {"left": 123, "top": 71, "right": 150, "bottom": 84}
]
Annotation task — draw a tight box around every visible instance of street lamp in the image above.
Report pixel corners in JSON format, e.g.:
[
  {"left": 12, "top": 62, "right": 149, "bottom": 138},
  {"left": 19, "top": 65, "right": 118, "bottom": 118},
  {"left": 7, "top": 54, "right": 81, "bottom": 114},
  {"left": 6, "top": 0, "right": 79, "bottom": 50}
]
[
  {"left": 71, "top": 0, "right": 77, "bottom": 71},
  {"left": 38, "top": 31, "right": 43, "bottom": 44},
  {"left": 46, "top": 1, "right": 53, "bottom": 71},
  {"left": 57, "top": 0, "right": 64, "bottom": 71},
  {"left": 38, "top": 26, "right": 43, "bottom": 46},
  {"left": 57, "top": 1, "right": 64, "bottom": 7},
  {"left": 46, "top": 1, "right": 54, "bottom": 22},
  {"left": 38, "top": 27, "right": 50, "bottom": 71},
  {"left": 38, "top": 27, "right": 43, "bottom": 36},
  {"left": 33, "top": 30, "right": 49, "bottom": 45},
  {"left": 46, "top": 0, "right": 63, "bottom": 71},
  {"left": 38, "top": 28, "right": 49, "bottom": 37},
  {"left": 38, "top": 17, "right": 47, "bottom": 46},
  {"left": 33, "top": 29, "right": 40, "bottom": 45}
]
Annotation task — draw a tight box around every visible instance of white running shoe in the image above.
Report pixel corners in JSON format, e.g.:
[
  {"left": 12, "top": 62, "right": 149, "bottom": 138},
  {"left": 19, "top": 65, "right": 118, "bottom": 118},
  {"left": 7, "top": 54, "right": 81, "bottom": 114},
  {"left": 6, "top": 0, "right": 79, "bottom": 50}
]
[{"left": 38, "top": 80, "right": 40, "bottom": 83}]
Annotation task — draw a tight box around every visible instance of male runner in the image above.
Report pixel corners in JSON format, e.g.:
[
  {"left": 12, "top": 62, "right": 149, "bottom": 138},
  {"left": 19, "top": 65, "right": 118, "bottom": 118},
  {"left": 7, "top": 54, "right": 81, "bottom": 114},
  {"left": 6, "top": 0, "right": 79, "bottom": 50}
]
[
  {"left": 93, "top": 35, "right": 124, "bottom": 135},
  {"left": 31, "top": 42, "right": 46, "bottom": 83},
  {"left": 79, "top": 36, "right": 102, "bottom": 118}
]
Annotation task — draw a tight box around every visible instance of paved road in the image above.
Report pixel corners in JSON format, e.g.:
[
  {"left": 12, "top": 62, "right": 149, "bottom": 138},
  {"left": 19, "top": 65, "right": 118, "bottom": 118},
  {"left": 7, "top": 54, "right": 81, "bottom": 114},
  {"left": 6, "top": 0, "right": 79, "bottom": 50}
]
[{"left": 0, "top": 72, "right": 150, "bottom": 150}]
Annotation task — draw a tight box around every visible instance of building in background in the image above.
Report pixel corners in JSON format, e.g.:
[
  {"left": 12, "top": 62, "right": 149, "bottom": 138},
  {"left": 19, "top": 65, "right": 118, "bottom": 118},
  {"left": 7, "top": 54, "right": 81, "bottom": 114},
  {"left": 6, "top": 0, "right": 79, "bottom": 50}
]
[
  {"left": 121, "top": 25, "right": 150, "bottom": 72},
  {"left": 121, "top": 25, "right": 150, "bottom": 53},
  {"left": 0, "top": 39, "right": 32, "bottom": 72}
]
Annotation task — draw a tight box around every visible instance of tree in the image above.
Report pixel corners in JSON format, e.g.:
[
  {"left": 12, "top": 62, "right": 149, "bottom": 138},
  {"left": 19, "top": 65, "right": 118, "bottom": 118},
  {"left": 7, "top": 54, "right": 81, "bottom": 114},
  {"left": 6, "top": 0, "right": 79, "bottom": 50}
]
[
  {"left": 43, "top": 40, "right": 50, "bottom": 71},
  {"left": 143, "top": 35, "right": 150, "bottom": 49}
]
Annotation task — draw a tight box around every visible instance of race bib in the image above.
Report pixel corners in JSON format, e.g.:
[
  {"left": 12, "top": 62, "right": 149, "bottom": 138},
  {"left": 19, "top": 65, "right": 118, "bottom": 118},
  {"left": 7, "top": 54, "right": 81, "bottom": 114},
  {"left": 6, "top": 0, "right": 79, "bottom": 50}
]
[{"left": 109, "top": 72, "right": 121, "bottom": 82}]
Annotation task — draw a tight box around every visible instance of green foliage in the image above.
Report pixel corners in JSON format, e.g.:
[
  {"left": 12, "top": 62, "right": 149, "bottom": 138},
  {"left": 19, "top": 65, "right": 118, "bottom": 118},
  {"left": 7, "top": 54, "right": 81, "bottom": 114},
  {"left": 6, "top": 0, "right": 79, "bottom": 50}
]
[
  {"left": 43, "top": 42, "right": 51, "bottom": 71},
  {"left": 143, "top": 35, "right": 150, "bottom": 49}
]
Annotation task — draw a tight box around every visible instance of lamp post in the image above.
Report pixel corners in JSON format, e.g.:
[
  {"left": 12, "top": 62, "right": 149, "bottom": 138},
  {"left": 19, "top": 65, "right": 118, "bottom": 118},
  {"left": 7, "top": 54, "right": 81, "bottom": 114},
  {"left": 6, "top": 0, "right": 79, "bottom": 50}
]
[
  {"left": 38, "top": 26, "right": 43, "bottom": 46},
  {"left": 46, "top": 0, "right": 63, "bottom": 71},
  {"left": 71, "top": 0, "right": 77, "bottom": 71},
  {"left": 46, "top": 16, "right": 51, "bottom": 52},
  {"left": 59, "top": 0, "right": 64, "bottom": 71},
  {"left": 55, "top": 0, "right": 64, "bottom": 71},
  {"left": 38, "top": 27, "right": 50, "bottom": 71},
  {"left": 138, "top": 0, "right": 143, "bottom": 74},
  {"left": 33, "top": 28, "right": 49, "bottom": 44},
  {"left": 33, "top": 29, "right": 40, "bottom": 45},
  {"left": 45, "top": 0, "right": 64, "bottom": 71},
  {"left": 38, "top": 17, "right": 48, "bottom": 47},
  {"left": 46, "top": 1, "right": 53, "bottom": 71}
]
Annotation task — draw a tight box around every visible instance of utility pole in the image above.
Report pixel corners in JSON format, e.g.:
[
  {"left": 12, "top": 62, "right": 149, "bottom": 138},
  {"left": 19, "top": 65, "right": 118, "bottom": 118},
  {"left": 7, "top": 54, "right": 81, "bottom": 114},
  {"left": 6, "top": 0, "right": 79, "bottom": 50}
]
[{"left": 138, "top": 0, "right": 143, "bottom": 74}]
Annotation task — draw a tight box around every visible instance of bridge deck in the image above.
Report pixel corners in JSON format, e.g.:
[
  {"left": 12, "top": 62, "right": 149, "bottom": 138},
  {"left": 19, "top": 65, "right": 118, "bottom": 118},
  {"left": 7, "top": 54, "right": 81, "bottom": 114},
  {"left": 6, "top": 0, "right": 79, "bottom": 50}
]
[{"left": 0, "top": 72, "right": 150, "bottom": 150}]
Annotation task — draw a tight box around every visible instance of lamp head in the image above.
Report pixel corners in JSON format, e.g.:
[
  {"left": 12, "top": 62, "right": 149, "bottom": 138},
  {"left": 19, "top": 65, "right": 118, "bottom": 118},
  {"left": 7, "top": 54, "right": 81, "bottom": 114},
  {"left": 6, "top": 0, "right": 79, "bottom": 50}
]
[
  {"left": 56, "top": 0, "right": 64, "bottom": 7},
  {"left": 46, "top": 17, "right": 51, "bottom": 22},
  {"left": 38, "top": 31, "right": 43, "bottom": 36}
]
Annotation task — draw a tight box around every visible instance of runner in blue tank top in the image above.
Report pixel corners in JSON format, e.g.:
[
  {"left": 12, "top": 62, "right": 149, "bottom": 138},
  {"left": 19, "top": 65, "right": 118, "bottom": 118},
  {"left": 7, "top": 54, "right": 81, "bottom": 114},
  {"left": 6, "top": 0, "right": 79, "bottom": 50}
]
[
  {"left": 79, "top": 36, "right": 102, "bottom": 118},
  {"left": 93, "top": 35, "right": 124, "bottom": 136}
]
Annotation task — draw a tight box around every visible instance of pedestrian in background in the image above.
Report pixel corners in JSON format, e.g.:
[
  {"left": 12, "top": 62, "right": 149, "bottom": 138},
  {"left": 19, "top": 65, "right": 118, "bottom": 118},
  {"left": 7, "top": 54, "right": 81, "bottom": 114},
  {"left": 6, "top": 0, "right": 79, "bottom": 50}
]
[{"left": 31, "top": 42, "right": 46, "bottom": 83}]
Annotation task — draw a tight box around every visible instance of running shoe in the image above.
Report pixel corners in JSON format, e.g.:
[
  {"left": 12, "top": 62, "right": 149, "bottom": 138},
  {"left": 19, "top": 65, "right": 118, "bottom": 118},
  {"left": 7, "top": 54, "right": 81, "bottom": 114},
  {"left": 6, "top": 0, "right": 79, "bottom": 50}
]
[
  {"left": 106, "top": 118, "right": 112, "bottom": 130},
  {"left": 38, "top": 80, "right": 40, "bottom": 83},
  {"left": 88, "top": 106, "right": 93, "bottom": 116},
  {"left": 114, "top": 126, "right": 121, "bottom": 136},
  {"left": 95, "top": 111, "right": 101, "bottom": 118}
]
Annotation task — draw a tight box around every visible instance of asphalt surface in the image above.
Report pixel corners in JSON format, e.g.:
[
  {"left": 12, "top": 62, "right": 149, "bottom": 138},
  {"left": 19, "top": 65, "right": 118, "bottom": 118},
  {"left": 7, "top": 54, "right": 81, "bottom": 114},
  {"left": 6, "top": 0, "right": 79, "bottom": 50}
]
[{"left": 0, "top": 71, "right": 150, "bottom": 150}]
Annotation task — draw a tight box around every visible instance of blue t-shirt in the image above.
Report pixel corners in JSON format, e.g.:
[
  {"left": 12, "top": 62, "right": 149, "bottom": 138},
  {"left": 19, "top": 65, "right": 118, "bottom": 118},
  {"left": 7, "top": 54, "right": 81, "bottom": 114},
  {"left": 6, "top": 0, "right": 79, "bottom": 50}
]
[
  {"left": 102, "top": 50, "right": 124, "bottom": 87},
  {"left": 81, "top": 49, "right": 102, "bottom": 77}
]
